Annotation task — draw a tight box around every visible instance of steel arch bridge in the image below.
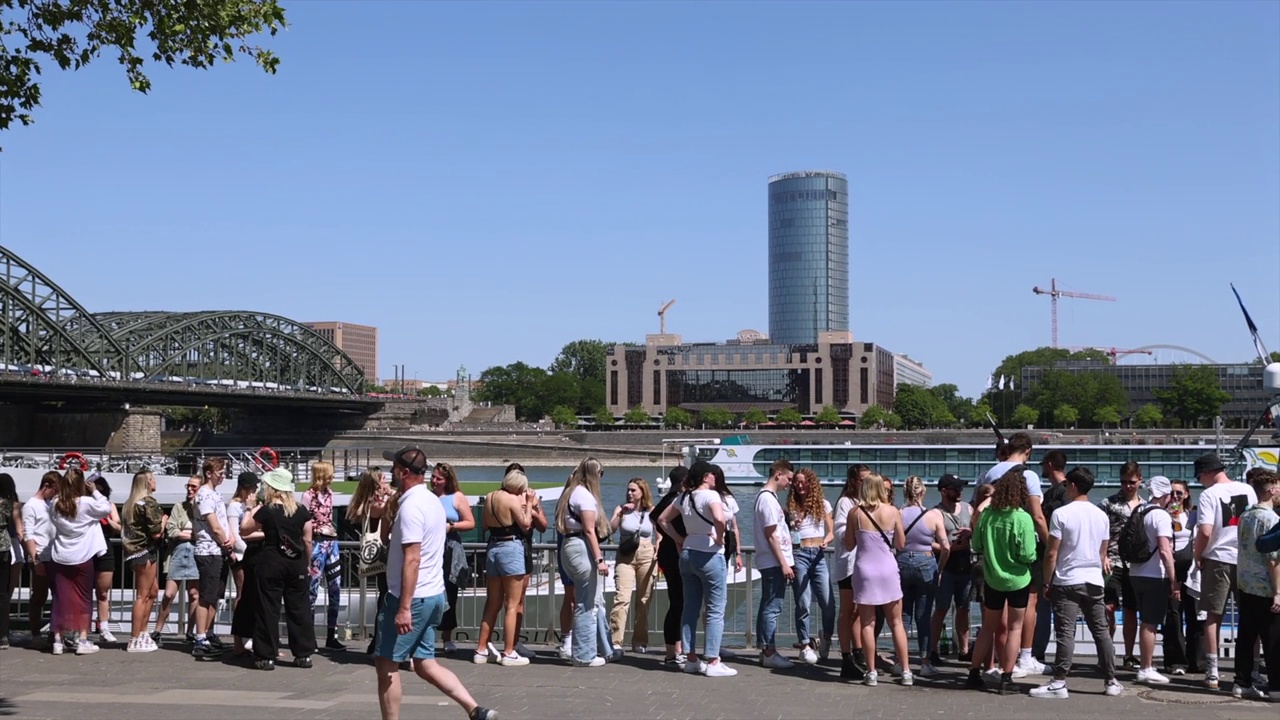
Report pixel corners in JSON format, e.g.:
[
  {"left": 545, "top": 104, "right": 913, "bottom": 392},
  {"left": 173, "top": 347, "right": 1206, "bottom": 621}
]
[{"left": 1, "top": 245, "right": 367, "bottom": 394}]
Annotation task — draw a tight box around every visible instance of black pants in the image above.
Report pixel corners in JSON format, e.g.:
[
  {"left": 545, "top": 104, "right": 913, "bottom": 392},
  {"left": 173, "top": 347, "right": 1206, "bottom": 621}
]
[
  {"left": 441, "top": 579, "right": 460, "bottom": 634},
  {"left": 1235, "top": 591, "right": 1279, "bottom": 692},
  {"left": 0, "top": 550, "right": 11, "bottom": 641},
  {"left": 658, "top": 552, "right": 683, "bottom": 646},
  {"left": 252, "top": 551, "right": 316, "bottom": 661},
  {"left": 231, "top": 546, "right": 262, "bottom": 639}
]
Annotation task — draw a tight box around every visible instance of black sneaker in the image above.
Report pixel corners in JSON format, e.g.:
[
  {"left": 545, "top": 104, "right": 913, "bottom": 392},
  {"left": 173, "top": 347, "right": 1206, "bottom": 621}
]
[
  {"left": 207, "top": 634, "right": 226, "bottom": 649},
  {"left": 1122, "top": 656, "right": 1139, "bottom": 671},
  {"left": 185, "top": 632, "right": 196, "bottom": 645},
  {"left": 999, "top": 672, "right": 1013, "bottom": 696},
  {"left": 841, "top": 654, "right": 866, "bottom": 680},
  {"left": 192, "top": 640, "right": 218, "bottom": 658},
  {"left": 928, "top": 651, "right": 944, "bottom": 667},
  {"left": 325, "top": 637, "right": 346, "bottom": 651},
  {"left": 295, "top": 656, "right": 313, "bottom": 668},
  {"left": 958, "top": 649, "right": 973, "bottom": 663},
  {"left": 966, "top": 669, "right": 986, "bottom": 690},
  {"left": 150, "top": 631, "right": 162, "bottom": 645},
  {"left": 469, "top": 706, "right": 498, "bottom": 720},
  {"left": 255, "top": 657, "right": 275, "bottom": 671}
]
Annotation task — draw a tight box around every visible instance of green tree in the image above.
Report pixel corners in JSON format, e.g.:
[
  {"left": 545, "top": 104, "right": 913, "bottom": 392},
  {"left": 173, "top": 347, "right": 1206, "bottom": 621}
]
[
  {"left": 971, "top": 399, "right": 994, "bottom": 428},
  {"left": 699, "top": 407, "right": 734, "bottom": 429},
  {"left": 1026, "top": 369, "right": 1128, "bottom": 428},
  {"left": 1134, "top": 404, "right": 1163, "bottom": 429},
  {"left": 1053, "top": 404, "right": 1079, "bottom": 428},
  {"left": 592, "top": 407, "right": 616, "bottom": 427},
  {"left": 1011, "top": 404, "right": 1039, "bottom": 427},
  {"left": 742, "top": 408, "right": 769, "bottom": 427},
  {"left": 985, "top": 347, "right": 1110, "bottom": 423},
  {"left": 884, "top": 411, "right": 904, "bottom": 430},
  {"left": 664, "top": 407, "right": 692, "bottom": 428},
  {"left": 928, "top": 383, "right": 974, "bottom": 425},
  {"left": 814, "top": 405, "right": 842, "bottom": 425},
  {"left": 859, "top": 405, "right": 888, "bottom": 428},
  {"left": 1, "top": 0, "right": 287, "bottom": 143},
  {"left": 550, "top": 405, "right": 579, "bottom": 428},
  {"left": 775, "top": 407, "right": 804, "bottom": 425},
  {"left": 1093, "top": 405, "right": 1122, "bottom": 427},
  {"left": 1154, "top": 365, "right": 1232, "bottom": 427},
  {"left": 1271, "top": 351, "right": 1280, "bottom": 363},
  {"left": 622, "top": 406, "right": 652, "bottom": 424},
  {"left": 893, "top": 383, "right": 951, "bottom": 429},
  {"left": 369, "top": 384, "right": 390, "bottom": 394},
  {"left": 416, "top": 386, "right": 445, "bottom": 398},
  {"left": 475, "top": 362, "right": 549, "bottom": 421},
  {"left": 550, "top": 339, "right": 613, "bottom": 412},
  {"left": 539, "top": 371, "right": 582, "bottom": 414}
]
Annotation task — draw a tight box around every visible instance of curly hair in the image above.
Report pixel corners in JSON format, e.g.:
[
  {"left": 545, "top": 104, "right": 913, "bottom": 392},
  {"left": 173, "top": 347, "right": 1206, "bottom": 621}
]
[
  {"left": 991, "top": 468, "right": 1029, "bottom": 511},
  {"left": 787, "top": 468, "right": 827, "bottom": 524}
]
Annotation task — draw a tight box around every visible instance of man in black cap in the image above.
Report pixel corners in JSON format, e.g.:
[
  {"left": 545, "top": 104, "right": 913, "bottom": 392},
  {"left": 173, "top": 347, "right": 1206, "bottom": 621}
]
[
  {"left": 928, "top": 474, "right": 974, "bottom": 669},
  {"left": 373, "top": 446, "right": 496, "bottom": 720},
  {"left": 1191, "top": 452, "right": 1257, "bottom": 690}
]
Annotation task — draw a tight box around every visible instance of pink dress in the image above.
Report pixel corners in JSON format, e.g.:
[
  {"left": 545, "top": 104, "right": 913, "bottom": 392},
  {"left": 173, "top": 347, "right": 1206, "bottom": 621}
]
[{"left": 850, "top": 527, "right": 903, "bottom": 606}]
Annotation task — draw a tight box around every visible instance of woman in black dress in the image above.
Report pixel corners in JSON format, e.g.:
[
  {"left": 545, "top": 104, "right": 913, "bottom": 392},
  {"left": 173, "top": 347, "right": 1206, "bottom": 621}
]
[{"left": 241, "top": 468, "right": 316, "bottom": 670}]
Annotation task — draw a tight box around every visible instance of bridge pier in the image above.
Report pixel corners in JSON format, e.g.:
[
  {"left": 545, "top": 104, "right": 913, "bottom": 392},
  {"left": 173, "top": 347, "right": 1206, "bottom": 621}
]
[{"left": 0, "top": 404, "right": 163, "bottom": 455}]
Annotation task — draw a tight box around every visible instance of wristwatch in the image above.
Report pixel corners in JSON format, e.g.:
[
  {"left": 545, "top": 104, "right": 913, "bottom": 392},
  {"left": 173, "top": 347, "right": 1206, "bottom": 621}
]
[{"left": 595, "top": 557, "right": 605, "bottom": 566}]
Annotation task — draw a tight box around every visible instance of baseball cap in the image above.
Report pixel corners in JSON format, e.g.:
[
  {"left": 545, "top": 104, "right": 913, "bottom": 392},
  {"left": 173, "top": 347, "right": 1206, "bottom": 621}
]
[
  {"left": 382, "top": 445, "right": 429, "bottom": 474},
  {"left": 938, "top": 474, "right": 967, "bottom": 491},
  {"left": 237, "top": 471, "right": 260, "bottom": 490},
  {"left": 1147, "top": 475, "right": 1172, "bottom": 499},
  {"left": 261, "top": 468, "right": 294, "bottom": 493},
  {"left": 1193, "top": 453, "right": 1225, "bottom": 477}
]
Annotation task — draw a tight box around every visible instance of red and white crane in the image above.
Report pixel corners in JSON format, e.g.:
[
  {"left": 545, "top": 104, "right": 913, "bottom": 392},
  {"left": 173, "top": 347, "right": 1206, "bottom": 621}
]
[{"left": 1032, "top": 278, "right": 1116, "bottom": 348}]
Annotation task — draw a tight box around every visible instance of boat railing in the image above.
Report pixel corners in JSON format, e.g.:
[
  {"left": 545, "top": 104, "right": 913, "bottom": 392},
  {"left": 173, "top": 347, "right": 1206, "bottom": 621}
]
[{"left": 7, "top": 540, "right": 1240, "bottom": 656}]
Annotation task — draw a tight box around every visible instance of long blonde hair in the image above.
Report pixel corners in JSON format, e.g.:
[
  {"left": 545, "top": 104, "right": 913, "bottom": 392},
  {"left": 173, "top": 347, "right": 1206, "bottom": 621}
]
[
  {"left": 264, "top": 484, "right": 298, "bottom": 517},
  {"left": 859, "top": 472, "right": 888, "bottom": 510},
  {"left": 122, "top": 470, "right": 153, "bottom": 527},
  {"left": 555, "top": 458, "right": 610, "bottom": 538},
  {"left": 348, "top": 468, "right": 385, "bottom": 521},
  {"left": 308, "top": 461, "right": 334, "bottom": 493}
]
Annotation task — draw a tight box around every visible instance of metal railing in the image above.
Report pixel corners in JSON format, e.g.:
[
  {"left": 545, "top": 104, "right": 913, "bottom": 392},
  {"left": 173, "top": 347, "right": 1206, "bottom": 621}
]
[{"left": 7, "top": 540, "right": 1239, "bottom": 656}]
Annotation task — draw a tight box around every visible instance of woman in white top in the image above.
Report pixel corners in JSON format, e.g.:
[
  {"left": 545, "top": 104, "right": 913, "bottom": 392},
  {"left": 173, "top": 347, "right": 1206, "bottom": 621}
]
[
  {"left": 48, "top": 467, "right": 113, "bottom": 655},
  {"left": 833, "top": 464, "right": 870, "bottom": 678},
  {"left": 788, "top": 468, "right": 835, "bottom": 664},
  {"left": 608, "top": 478, "right": 659, "bottom": 652},
  {"left": 1163, "top": 479, "right": 1198, "bottom": 673},
  {"left": 226, "top": 472, "right": 263, "bottom": 653},
  {"left": 554, "top": 458, "right": 618, "bottom": 667},
  {"left": 657, "top": 460, "right": 737, "bottom": 678},
  {"left": 897, "top": 476, "right": 951, "bottom": 676}
]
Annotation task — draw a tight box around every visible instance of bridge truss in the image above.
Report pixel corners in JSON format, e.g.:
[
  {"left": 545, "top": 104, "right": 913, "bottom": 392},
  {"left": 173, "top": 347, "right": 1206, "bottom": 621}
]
[{"left": 0, "top": 246, "right": 367, "bottom": 394}]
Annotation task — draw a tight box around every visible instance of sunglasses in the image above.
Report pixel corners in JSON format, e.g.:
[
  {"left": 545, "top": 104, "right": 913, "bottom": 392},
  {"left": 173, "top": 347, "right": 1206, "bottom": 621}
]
[{"left": 185, "top": 485, "right": 199, "bottom": 491}]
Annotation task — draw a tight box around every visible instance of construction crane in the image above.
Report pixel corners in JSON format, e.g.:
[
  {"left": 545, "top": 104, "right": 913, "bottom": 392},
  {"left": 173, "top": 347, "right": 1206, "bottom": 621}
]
[
  {"left": 658, "top": 299, "right": 676, "bottom": 334},
  {"left": 1032, "top": 278, "right": 1116, "bottom": 348},
  {"left": 1068, "top": 346, "right": 1155, "bottom": 365}
]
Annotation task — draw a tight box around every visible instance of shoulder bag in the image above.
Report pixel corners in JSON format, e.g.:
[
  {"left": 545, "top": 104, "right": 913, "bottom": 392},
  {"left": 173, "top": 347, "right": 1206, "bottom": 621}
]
[{"left": 357, "top": 510, "right": 387, "bottom": 577}]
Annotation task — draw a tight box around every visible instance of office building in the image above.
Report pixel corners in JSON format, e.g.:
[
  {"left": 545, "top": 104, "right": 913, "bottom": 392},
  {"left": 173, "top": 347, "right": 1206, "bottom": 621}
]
[
  {"left": 894, "top": 354, "right": 933, "bottom": 388},
  {"left": 768, "top": 170, "right": 849, "bottom": 344},
  {"left": 304, "top": 321, "right": 378, "bottom": 378}
]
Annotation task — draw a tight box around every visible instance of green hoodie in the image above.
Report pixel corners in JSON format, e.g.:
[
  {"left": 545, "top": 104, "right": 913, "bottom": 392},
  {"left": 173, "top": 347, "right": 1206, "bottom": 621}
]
[{"left": 972, "top": 506, "right": 1037, "bottom": 592}]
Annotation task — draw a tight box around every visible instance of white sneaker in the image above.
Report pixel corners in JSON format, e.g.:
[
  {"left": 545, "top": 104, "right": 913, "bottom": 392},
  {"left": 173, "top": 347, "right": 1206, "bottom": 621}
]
[
  {"left": 142, "top": 634, "right": 159, "bottom": 651},
  {"left": 631, "top": 645, "right": 647, "bottom": 655},
  {"left": 444, "top": 640, "right": 457, "bottom": 653},
  {"left": 51, "top": 638, "right": 64, "bottom": 655},
  {"left": 900, "top": 670, "right": 914, "bottom": 686},
  {"left": 125, "top": 637, "right": 151, "bottom": 653},
  {"left": 76, "top": 640, "right": 100, "bottom": 655},
  {"left": 703, "top": 661, "right": 737, "bottom": 677},
  {"left": 800, "top": 646, "right": 819, "bottom": 665},
  {"left": 1104, "top": 680, "right": 1124, "bottom": 697},
  {"left": 498, "top": 652, "right": 530, "bottom": 667},
  {"left": 683, "top": 659, "right": 707, "bottom": 674},
  {"left": 920, "top": 663, "right": 940, "bottom": 677},
  {"left": 1137, "top": 668, "right": 1171, "bottom": 685},
  {"left": 1232, "top": 684, "right": 1271, "bottom": 701},
  {"left": 863, "top": 670, "right": 879, "bottom": 686},
  {"left": 572, "top": 656, "right": 606, "bottom": 667},
  {"left": 557, "top": 643, "right": 572, "bottom": 661},
  {"left": 1030, "top": 680, "right": 1069, "bottom": 699},
  {"left": 1016, "top": 657, "right": 1046, "bottom": 674},
  {"left": 762, "top": 651, "right": 795, "bottom": 669},
  {"left": 471, "top": 651, "right": 489, "bottom": 665},
  {"left": 99, "top": 628, "right": 117, "bottom": 644}
]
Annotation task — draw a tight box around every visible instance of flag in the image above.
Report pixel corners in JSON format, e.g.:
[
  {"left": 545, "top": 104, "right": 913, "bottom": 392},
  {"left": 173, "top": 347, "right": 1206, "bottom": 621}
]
[
  {"left": 998, "top": 375, "right": 1006, "bottom": 390},
  {"left": 985, "top": 375, "right": 993, "bottom": 391},
  {"left": 1009, "top": 379, "right": 1016, "bottom": 392},
  {"left": 1231, "top": 283, "right": 1271, "bottom": 362}
]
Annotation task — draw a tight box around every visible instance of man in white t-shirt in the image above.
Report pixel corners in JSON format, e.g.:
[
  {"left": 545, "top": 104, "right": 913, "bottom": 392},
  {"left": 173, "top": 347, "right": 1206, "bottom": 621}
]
[
  {"left": 1032, "top": 466, "right": 1123, "bottom": 699},
  {"left": 21, "top": 474, "right": 58, "bottom": 645},
  {"left": 375, "top": 446, "right": 496, "bottom": 720},
  {"left": 753, "top": 459, "right": 795, "bottom": 669},
  {"left": 1126, "top": 477, "right": 1179, "bottom": 686},
  {"left": 978, "top": 432, "right": 1048, "bottom": 674},
  {"left": 1191, "top": 452, "right": 1258, "bottom": 690},
  {"left": 192, "top": 458, "right": 232, "bottom": 658}
]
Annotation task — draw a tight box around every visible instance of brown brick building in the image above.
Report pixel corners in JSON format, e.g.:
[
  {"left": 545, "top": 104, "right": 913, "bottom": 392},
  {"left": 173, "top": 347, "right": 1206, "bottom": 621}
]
[{"left": 304, "top": 321, "right": 378, "bottom": 379}]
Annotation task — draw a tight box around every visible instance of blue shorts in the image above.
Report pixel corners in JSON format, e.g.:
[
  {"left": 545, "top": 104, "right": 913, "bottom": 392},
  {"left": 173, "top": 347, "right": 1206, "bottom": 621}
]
[
  {"left": 486, "top": 539, "right": 525, "bottom": 577},
  {"left": 936, "top": 569, "right": 973, "bottom": 612},
  {"left": 376, "top": 593, "right": 446, "bottom": 662}
]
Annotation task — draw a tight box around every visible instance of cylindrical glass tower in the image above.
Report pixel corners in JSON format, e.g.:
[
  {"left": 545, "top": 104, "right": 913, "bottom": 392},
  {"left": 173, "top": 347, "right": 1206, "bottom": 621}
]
[{"left": 767, "top": 170, "right": 849, "bottom": 344}]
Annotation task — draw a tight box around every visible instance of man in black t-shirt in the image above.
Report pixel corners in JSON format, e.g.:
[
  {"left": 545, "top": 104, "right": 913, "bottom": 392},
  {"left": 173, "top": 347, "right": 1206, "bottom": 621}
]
[{"left": 1033, "top": 450, "right": 1068, "bottom": 662}]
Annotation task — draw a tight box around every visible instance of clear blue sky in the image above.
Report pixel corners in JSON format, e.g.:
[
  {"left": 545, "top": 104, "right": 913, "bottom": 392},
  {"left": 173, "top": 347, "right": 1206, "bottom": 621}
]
[{"left": 3, "top": 0, "right": 1278, "bottom": 398}]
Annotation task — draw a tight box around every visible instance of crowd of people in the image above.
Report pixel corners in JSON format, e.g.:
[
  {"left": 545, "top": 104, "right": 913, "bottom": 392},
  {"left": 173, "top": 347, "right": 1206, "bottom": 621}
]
[{"left": 2, "top": 434, "right": 1278, "bottom": 716}]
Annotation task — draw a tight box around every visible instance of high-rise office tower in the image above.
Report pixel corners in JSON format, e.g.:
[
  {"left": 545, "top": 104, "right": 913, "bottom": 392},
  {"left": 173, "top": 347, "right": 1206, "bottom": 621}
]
[{"left": 767, "top": 170, "right": 849, "bottom": 344}]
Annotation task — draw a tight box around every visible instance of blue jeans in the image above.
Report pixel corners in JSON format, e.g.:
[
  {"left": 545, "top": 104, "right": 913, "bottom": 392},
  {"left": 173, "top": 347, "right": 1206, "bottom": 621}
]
[
  {"left": 1033, "top": 584, "right": 1052, "bottom": 660},
  {"left": 792, "top": 547, "right": 834, "bottom": 645},
  {"left": 680, "top": 548, "right": 726, "bottom": 660},
  {"left": 757, "top": 566, "right": 788, "bottom": 651},
  {"left": 898, "top": 551, "right": 938, "bottom": 657},
  {"left": 561, "top": 536, "right": 614, "bottom": 664}
]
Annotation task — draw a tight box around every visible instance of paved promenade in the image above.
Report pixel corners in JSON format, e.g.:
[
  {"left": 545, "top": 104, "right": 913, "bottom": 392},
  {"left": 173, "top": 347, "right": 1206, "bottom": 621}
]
[{"left": 0, "top": 634, "right": 1271, "bottom": 720}]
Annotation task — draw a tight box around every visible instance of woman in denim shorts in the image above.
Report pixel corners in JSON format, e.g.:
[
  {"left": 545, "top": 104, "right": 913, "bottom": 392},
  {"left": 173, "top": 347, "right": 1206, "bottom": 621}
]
[
  {"left": 154, "top": 479, "right": 200, "bottom": 641},
  {"left": 472, "top": 469, "right": 536, "bottom": 666}
]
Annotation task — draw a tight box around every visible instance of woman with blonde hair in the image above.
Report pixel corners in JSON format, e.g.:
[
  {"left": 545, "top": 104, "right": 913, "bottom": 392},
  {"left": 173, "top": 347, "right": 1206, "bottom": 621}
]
[
  {"left": 347, "top": 467, "right": 393, "bottom": 655},
  {"left": 243, "top": 468, "right": 316, "bottom": 670},
  {"left": 431, "top": 463, "right": 476, "bottom": 653},
  {"left": 845, "top": 472, "right": 912, "bottom": 686},
  {"left": 555, "top": 457, "right": 618, "bottom": 667},
  {"left": 303, "top": 460, "right": 343, "bottom": 650},
  {"left": 121, "top": 470, "right": 165, "bottom": 652},
  {"left": 473, "top": 468, "right": 535, "bottom": 666},
  {"left": 897, "top": 476, "right": 950, "bottom": 676},
  {"left": 788, "top": 468, "right": 835, "bottom": 663},
  {"left": 608, "top": 477, "right": 658, "bottom": 653},
  {"left": 152, "top": 478, "right": 199, "bottom": 643},
  {"left": 48, "top": 467, "right": 113, "bottom": 655}
]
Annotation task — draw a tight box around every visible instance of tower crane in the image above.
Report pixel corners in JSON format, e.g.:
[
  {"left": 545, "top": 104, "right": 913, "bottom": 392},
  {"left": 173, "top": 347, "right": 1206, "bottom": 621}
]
[
  {"left": 1032, "top": 279, "right": 1116, "bottom": 348},
  {"left": 1068, "top": 346, "right": 1156, "bottom": 365},
  {"left": 658, "top": 299, "right": 676, "bottom": 334}
]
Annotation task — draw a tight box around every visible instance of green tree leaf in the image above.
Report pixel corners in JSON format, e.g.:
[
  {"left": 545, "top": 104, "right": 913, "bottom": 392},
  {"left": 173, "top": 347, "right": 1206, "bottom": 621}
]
[
  {"left": 698, "top": 407, "right": 735, "bottom": 429},
  {"left": 859, "top": 405, "right": 888, "bottom": 428},
  {"left": 814, "top": 404, "right": 842, "bottom": 425},
  {"left": 1011, "top": 404, "right": 1040, "bottom": 427},
  {"left": 622, "top": 406, "right": 652, "bottom": 424},
  {"left": 775, "top": 407, "right": 803, "bottom": 425},
  {"left": 1153, "top": 365, "right": 1232, "bottom": 427},
  {"left": 1093, "top": 405, "right": 1122, "bottom": 427},
  {"left": 742, "top": 408, "right": 769, "bottom": 426},
  {"left": 1053, "top": 404, "right": 1079, "bottom": 428},
  {"left": 550, "top": 405, "right": 579, "bottom": 429},
  {"left": 1134, "top": 403, "right": 1163, "bottom": 429},
  {"left": 663, "top": 407, "right": 692, "bottom": 428},
  {"left": 593, "top": 407, "right": 616, "bottom": 427}
]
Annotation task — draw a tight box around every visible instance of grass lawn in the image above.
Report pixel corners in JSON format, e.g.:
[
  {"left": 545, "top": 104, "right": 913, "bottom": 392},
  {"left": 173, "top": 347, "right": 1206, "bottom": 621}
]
[{"left": 323, "top": 480, "right": 557, "bottom": 495}]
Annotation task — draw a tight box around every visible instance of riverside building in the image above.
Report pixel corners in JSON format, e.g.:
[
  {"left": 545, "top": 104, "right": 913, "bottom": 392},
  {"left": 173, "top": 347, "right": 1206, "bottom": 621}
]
[{"left": 768, "top": 170, "right": 849, "bottom": 345}]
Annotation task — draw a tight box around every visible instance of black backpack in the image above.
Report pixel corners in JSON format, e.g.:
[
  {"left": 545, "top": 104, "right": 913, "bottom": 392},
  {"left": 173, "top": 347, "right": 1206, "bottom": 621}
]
[{"left": 1118, "top": 504, "right": 1158, "bottom": 564}]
